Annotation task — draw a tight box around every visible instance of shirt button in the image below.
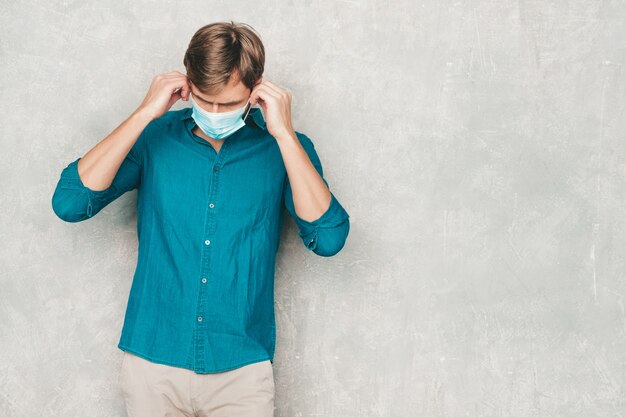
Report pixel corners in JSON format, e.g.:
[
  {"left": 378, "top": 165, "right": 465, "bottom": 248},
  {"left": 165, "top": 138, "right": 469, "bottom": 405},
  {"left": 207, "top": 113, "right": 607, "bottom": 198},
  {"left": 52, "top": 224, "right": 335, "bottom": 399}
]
[
  {"left": 201, "top": 277, "right": 207, "bottom": 283},
  {"left": 197, "top": 316, "right": 203, "bottom": 322},
  {"left": 209, "top": 203, "right": 215, "bottom": 208},
  {"left": 213, "top": 166, "right": 219, "bottom": 172},
  {"left": 204, "top": 239, "right": 211, "bottom": 245}
]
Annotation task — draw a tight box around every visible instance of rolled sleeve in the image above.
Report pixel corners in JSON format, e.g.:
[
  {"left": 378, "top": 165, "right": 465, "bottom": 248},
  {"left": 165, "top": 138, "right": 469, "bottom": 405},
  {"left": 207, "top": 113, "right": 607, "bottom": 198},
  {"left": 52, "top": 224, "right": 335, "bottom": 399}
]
[
  {"left": 51, "top": 125, "right": 148, "bottom": 223},
  {"left": 283, "top": 133, "right": 350, "bottom": 257}
]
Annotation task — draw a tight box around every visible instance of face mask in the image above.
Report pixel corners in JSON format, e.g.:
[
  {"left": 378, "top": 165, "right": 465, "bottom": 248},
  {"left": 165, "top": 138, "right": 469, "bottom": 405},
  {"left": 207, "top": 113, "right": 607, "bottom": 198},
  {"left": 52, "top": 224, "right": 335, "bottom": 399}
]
[{"left": 189, "top": 93, "right": 249, "bottom": 140}]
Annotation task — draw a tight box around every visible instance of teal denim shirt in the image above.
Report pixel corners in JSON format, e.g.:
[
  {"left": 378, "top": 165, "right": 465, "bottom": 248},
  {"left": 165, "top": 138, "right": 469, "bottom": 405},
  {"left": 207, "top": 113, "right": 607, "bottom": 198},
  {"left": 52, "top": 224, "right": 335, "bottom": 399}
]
[{"left": 51, "top": 106, "right": 350, "bottom": 373}]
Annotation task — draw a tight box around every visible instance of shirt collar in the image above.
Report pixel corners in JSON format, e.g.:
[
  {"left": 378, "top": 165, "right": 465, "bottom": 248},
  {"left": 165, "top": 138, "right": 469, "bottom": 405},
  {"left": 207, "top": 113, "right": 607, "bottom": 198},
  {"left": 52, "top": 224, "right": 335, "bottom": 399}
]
[{"left": 182, "top": 106, "right": 267, "bottom": 131}]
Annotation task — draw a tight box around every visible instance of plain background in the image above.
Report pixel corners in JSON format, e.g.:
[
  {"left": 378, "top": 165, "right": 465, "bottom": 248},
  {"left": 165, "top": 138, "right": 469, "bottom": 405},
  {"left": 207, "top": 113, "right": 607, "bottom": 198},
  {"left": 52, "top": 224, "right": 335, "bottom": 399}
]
[{"left": 2, "top": 0, "right": 626, "bottom": 416}]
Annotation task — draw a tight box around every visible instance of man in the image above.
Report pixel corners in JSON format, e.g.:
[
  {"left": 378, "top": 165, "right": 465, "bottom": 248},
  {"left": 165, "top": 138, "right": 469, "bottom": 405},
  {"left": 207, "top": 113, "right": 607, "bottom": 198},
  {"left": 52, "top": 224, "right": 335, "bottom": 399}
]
[{"left": 51, "top": 21, "right": 350, "bottom": 417}]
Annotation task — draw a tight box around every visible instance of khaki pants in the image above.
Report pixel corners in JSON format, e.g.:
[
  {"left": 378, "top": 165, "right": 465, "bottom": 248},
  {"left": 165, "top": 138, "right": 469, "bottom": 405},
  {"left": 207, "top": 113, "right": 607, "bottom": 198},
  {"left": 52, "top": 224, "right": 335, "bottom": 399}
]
[{"left": 119, "top": 351, "right": 275, "bottom": 417}]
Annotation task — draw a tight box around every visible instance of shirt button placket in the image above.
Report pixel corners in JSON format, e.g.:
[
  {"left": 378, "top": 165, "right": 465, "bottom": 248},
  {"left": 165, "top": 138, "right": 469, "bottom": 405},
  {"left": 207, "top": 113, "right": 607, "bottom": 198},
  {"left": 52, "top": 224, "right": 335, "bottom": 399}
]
[{"left": 195, "top": 158, "right": 224, "bottom": 373}]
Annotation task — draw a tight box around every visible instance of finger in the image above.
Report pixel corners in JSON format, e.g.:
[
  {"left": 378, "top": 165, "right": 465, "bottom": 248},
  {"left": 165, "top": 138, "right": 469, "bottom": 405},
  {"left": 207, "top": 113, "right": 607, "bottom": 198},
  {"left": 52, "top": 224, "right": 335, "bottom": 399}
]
[
  {"left": 249, "top": 78, "right": 265, "bottom": 100},
  {"left": 250, "top": 84, "right": 280, "bottom": 105},
  {"left": 250, "top": 89, "right": 273, "bottom": 107},
  {"left": 177, "top": 76, "right": 191, "bottom": 100},
  {"left": 260, "top": 80, "right": 283, "bottom": 95},
  {"left": 167, "top": 77, "right": 191, "bottom": 100},
  {"left": 168, "top": 90, "right": 182, "bottom": 108},
  {"left": 162, "top": 71, "right": 188, "bottom": 84},
  {"left": 160, "top": 72, "right": 180, "bottom": 80},
  {"left": 259, "top": 80, "right": 292, "bottom": 102},
  {"left": 261, "top": 80, "right": 291, "bottom": 96},
  {"left": 166, "top": 70, "right": 186, "bottom": 77}
]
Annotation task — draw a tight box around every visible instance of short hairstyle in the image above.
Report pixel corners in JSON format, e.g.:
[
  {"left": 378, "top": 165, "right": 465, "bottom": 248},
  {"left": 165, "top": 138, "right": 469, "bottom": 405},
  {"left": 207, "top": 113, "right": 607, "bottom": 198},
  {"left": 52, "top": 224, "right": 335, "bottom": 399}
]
[{"left": 183, "top": 21, "right": 265, "bottom": 94}]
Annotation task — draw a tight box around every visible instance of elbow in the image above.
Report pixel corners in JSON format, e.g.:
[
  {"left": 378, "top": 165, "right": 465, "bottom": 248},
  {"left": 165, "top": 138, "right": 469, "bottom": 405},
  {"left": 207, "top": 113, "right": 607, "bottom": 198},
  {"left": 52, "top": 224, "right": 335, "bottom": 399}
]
[
  {"left": 51, "top": 189, "right": 89, "bottom": 223},
  {"left": 310, "top": 219, "right": 350, "bottom": 257}
]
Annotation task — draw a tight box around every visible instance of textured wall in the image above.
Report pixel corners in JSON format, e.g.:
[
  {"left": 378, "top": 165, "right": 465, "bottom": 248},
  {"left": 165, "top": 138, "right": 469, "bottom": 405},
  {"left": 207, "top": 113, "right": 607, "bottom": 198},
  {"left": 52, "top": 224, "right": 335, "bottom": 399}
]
[{"left": 2, "top": 0, "right": 626, "bottom": 416}]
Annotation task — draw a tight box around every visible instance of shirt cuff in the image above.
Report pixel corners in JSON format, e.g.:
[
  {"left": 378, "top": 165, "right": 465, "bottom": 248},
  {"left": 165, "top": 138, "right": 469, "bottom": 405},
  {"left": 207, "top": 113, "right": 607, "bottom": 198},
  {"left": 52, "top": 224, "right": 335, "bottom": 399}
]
[
  {"left": 58, "top": 157, "right": 117, "bottom": 218},
  {"left": 60, "top": 157, "right": 116, "bottom": 195},
  {"left": 293, "top": 192, "right": 350, "bottom": 249}
]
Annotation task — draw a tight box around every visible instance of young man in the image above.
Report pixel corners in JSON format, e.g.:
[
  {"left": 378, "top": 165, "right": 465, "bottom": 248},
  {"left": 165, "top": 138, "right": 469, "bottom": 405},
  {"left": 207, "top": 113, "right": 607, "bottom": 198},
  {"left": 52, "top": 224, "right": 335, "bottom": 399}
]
[{"left": 51, "top": 21, "right": 350, "bottom": 417}]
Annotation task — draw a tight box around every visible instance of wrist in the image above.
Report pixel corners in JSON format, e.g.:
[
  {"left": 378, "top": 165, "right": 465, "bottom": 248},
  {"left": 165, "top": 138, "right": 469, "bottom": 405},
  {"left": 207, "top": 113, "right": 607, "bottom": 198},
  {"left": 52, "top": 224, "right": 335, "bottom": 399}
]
[
  {"left": 274, "top": 128, "right": 297, "bottom": 144},
  {"left": 131, "top": 107, "right": 156, "bottom": 124}
]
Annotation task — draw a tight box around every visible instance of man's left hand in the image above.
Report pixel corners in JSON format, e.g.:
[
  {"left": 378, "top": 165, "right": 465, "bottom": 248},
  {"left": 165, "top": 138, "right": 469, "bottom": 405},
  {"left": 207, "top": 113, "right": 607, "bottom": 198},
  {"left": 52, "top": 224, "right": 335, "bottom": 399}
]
[{"left": 249, "top": 78, "right": 295, "bottom": 140}]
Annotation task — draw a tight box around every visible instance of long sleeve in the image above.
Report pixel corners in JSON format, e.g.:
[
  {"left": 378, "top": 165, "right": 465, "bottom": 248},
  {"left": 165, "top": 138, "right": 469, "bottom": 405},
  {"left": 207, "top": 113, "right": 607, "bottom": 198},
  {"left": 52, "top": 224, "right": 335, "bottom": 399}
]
[
  {"left": 51, "top": 124, "right": 150, "bottom": 223},
  {"left": 282, "top": 133, "right": 350, "bottom": 257}
]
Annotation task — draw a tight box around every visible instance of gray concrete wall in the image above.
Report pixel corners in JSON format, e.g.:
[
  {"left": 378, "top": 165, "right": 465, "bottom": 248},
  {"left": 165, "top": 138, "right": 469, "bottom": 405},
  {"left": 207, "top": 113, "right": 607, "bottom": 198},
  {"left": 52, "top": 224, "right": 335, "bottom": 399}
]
[{"left": 2, "top": 0, "right": 626, "bottom": 416}]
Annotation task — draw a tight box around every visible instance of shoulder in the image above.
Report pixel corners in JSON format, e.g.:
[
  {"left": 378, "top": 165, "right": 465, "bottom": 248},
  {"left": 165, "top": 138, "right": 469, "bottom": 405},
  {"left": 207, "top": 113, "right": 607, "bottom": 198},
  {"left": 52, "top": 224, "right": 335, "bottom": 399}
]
[
  {"left": 133, "top": 109, "right": 186, "bottom": 155},
  {"left": 140, "top": 108, "right": 190, "bottom": 143},
  {"left": 155, "top": 108, "right": 189, "bottom": 128}
]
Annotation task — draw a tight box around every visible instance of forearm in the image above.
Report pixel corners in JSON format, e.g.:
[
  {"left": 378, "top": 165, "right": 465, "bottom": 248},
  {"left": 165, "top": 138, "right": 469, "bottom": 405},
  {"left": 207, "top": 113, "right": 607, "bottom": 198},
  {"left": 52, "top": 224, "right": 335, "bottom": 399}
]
[
  {"left": 276, "top": 130, "right": 331, "bottom": 222},
  {"left": 77, "top": 107, "right": 153, "bottom": 191}
]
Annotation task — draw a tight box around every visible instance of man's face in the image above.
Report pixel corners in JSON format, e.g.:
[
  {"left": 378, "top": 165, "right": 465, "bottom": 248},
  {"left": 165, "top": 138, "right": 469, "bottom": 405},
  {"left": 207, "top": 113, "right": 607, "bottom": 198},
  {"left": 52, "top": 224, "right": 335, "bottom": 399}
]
[{"left": 189, "top": 76, "right": 252, "bottom": 113}]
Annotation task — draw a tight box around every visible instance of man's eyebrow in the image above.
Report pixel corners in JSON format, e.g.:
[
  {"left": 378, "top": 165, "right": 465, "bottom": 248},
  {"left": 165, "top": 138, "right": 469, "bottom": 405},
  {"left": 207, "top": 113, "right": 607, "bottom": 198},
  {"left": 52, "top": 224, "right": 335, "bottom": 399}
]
[{"left": 194, "top": 95, "right": 246, "bottom": 106}]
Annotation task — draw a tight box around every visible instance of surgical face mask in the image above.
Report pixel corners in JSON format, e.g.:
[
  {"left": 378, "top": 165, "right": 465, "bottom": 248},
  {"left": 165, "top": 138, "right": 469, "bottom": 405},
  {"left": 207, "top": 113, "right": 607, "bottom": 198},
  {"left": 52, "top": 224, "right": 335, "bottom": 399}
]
[{"left": 189, "top": 93, "right": 250, "bottom": 140}]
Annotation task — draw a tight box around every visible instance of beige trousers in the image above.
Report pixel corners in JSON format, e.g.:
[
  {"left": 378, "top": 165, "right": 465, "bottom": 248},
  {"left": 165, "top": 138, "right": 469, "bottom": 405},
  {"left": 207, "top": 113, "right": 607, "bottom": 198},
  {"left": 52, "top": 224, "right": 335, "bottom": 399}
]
[{"left": 119, "top": 351, "right": 275, "bottom": 417}]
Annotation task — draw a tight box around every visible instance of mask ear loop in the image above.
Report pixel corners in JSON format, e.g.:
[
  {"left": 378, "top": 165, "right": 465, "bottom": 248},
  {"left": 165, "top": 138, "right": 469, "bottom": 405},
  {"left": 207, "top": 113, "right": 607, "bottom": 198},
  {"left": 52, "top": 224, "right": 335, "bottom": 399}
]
[{"left": 241, "top": 100, "right": 252, "bottom": 122}]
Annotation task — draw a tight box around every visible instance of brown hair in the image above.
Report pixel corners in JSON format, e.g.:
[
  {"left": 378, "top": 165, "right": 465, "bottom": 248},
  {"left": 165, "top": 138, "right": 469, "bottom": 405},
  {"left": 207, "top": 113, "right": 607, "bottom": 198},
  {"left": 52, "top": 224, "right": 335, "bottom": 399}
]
[{"left": 183, "top": 21, "right": 265, "bottom": 95}]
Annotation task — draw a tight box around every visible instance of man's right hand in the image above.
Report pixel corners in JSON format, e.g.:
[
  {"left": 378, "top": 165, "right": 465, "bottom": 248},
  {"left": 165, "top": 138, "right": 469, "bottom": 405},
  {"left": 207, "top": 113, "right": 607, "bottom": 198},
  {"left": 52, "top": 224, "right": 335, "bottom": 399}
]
[{"left": 137, "top": 71, "right": 191, "bottom": 121}]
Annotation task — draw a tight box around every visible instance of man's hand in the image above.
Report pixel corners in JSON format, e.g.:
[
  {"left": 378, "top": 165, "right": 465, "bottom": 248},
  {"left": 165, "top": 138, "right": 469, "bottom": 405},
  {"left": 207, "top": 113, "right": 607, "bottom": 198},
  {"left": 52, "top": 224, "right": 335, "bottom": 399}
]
[
  {"left": 249, "top": 77, "right": 295, "bottom": 140},
  {"left": 137, "top": 71, "right": 191, "bottom": 121}
]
